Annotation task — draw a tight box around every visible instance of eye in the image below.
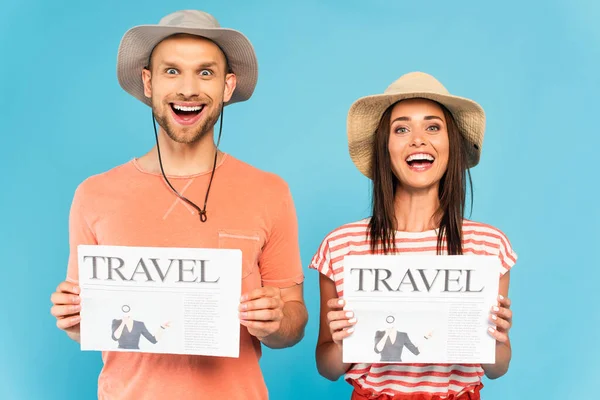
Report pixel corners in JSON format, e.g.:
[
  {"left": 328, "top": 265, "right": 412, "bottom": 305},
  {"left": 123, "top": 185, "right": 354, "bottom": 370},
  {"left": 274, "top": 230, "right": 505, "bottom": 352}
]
[
  {"left": 200, "top": 69, "right": 213, "bottom": 77},
  {"left": 166, "top": 68, "right": 178, "bottom": 75},
  {"left": 427, "top": 124, "right": 440, "bottom": 132},
  {"left": 394, "top": 126, "right": 409, "bottom": 134}
]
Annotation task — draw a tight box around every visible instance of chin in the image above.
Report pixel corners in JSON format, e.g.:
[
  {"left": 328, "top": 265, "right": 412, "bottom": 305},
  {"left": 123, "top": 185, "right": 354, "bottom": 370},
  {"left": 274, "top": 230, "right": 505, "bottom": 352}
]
[
  {"left": 166, "top": 122, "right": 206, "bottom": 144},
  {"left": 399, "top": 179, "right": 440, "bottom": 192}
]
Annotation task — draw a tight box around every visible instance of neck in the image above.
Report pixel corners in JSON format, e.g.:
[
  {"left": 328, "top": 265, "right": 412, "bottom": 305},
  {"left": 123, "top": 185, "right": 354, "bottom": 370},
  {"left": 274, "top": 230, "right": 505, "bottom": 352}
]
[
  {"left": 138, "top": 127, "right": 221, "bottom": 176},
  {"left": 393, "top": 184, "right": 440, "bottom": 232}
]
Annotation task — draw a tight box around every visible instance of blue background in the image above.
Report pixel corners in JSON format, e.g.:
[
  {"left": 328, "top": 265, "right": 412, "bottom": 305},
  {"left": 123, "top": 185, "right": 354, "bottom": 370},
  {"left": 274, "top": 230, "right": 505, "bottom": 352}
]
[{"left": 1, "top": 0, "right": 598, "bottom": 398}]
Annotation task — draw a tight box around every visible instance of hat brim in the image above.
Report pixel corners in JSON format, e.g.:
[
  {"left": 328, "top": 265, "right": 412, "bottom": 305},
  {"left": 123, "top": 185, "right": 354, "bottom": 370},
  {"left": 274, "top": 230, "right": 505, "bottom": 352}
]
[
  {"left": 347, "top": 91, "right": 485, "bottom": 179},
  {"left": 117, "top": 25, "right": 258, "bottom": 107}
]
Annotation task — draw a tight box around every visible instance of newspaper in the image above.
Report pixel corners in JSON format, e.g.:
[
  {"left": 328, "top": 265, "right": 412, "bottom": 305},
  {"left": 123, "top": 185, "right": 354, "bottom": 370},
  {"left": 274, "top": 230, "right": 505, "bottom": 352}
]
[
  {"left": 342, "top": 255, "right": 500, "bottom": 364},
  {"left": 77, "top": 245, "right": 242, "bottom": 358}
]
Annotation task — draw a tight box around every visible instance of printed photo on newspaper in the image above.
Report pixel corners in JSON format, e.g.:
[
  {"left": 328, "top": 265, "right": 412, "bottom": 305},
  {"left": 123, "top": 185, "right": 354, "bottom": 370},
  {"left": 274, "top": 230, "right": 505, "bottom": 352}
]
[
  {"left": 77, "top": 245, "right": 242, "bottom": 358},
  {"left": 342, "top": 255, "right": 501, "bottom": 364}
]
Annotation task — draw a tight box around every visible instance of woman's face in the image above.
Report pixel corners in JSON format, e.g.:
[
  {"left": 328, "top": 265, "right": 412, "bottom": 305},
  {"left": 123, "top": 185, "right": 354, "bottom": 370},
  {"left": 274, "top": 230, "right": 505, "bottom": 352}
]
[{"left": 387, "top": 99, "right": 450, "bottom": 192}]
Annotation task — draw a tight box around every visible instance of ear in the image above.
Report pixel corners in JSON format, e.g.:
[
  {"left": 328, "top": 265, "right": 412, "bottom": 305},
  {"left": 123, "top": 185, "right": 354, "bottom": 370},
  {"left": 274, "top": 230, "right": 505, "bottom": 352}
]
[
  {"left": 142, "top": 68, "right": 152, "bottom": 99},
  {"left": 223, "top": 73, "right": 237, "bottom": 103}
]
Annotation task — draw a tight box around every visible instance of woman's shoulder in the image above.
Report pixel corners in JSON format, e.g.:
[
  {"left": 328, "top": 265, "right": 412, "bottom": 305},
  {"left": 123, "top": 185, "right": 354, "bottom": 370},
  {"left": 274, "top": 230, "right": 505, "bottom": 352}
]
[
  {"left": 462, "top": 219, "right": 513, "bottom": 243},
  {"left": 321, "top": 218, "right": 371, "bottom": 243},
  {"left": 462, "top": 219, "right": 518, "bottom": 271}
]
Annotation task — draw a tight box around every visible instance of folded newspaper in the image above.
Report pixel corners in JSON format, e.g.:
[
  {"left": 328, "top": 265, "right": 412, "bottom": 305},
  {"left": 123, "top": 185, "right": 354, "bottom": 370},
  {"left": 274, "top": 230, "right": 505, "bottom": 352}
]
[
  {"left": 342, "top": 255, "right": 501, "bottom": 364},
  {"left": 77, "top": 245, "right": 242, "bottom": 358}
]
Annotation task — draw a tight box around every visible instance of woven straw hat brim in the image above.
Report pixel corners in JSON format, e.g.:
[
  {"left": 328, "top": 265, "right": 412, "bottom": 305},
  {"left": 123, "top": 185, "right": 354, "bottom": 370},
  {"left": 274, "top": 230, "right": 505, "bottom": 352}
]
[{"left": 347, "top": 90, "right": 485, "bottom": 179}]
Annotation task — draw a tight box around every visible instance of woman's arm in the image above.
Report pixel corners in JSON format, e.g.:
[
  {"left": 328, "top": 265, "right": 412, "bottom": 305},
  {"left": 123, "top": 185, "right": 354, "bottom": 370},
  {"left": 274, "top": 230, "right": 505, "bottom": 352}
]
[
  {"left": 482, "top": 271, "right": 512, "bottom": 379},
  {"left": 374, "top": 331, "right": 389, "bottom": 353},
  {"left": 315, "top": 274, "right": 356, "bottom": 381},
  {"left": 111, "top": 319, "right": 127, "bottom": 341}
]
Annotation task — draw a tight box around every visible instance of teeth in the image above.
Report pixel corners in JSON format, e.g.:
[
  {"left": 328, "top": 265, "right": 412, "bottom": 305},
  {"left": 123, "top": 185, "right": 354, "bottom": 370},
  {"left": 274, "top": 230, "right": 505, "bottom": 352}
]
[
  {"left": 173, "top": 104, "right": 203, "bottom": 112},
  {"left": 406, "top": 153, "right": 434, "bottom": 162}
]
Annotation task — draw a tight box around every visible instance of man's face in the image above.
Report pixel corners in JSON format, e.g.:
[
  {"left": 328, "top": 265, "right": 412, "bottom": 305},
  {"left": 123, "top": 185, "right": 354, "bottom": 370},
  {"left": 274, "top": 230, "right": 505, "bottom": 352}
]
[{"left": 142, "top": 34, "right": 236, "bottom": 144}]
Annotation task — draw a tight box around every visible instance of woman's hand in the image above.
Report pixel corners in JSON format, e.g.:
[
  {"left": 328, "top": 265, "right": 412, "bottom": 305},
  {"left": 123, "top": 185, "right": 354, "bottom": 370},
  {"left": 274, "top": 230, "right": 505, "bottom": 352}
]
[
  {"left": 326, "top": 298, "right": 357, "bottom": 346},
  {"left": 488, "top": 295, "right": 512, "bottom": 343}
]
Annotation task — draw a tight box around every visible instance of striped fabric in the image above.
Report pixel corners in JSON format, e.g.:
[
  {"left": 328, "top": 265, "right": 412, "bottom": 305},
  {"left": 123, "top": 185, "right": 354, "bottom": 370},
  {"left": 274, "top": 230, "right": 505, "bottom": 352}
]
[{"left": 309, "top": 219, "right": 517, "bottom": 398}]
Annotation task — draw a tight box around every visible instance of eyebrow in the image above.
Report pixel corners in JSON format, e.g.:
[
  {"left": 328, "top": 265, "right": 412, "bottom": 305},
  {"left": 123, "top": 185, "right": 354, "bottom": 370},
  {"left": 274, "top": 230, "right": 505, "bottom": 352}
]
[
  {"left": 391, "top": 115, "right": 444, "bottom": 123},
  {"left": 158, "top": 61, "right": 219, "bottom": 69}
]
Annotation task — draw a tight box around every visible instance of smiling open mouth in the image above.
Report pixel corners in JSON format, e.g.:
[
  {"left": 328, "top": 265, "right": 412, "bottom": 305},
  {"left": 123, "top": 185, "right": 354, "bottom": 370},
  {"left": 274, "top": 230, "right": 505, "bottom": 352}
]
[
  {"left": 170, "top": 103, "right": 205, "bottom": 125},
  {"left": 406, "top": 153, "right": 435, "bottom": 170}
]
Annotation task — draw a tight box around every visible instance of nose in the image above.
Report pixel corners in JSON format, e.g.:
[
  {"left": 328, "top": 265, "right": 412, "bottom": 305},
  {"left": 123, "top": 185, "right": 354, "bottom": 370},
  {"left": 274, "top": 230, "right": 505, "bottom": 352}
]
[
  {"left": 176, "top": 72, "right": 201, "bottom": 99},
  {"left": 410, "top": 131, "right": 427, "bottom": 148}
]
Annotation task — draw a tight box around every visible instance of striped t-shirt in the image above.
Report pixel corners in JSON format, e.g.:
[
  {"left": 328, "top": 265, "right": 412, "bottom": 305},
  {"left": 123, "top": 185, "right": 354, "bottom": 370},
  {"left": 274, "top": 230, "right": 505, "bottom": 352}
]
[{"left": 309, "top": 218, "right": 517, "bottom": 399}]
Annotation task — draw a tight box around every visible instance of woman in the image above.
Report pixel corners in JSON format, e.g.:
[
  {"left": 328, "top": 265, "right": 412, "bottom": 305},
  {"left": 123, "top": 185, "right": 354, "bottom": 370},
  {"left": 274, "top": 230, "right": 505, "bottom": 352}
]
[
  {"left": 374, "top": 315, "right": 432, "bottom": 363},
  {"left": 111, "top": 304, "right": 171, "bottom": 350},
  {"left": 310, "top": 72, "right": 517, "bottom": 399}
]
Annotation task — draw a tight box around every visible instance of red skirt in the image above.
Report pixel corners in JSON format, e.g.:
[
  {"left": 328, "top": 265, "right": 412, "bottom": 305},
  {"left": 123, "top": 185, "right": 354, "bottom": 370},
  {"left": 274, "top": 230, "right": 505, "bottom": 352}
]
[{"left": 350, "top": 382, "right": 483, "bottom": 400}]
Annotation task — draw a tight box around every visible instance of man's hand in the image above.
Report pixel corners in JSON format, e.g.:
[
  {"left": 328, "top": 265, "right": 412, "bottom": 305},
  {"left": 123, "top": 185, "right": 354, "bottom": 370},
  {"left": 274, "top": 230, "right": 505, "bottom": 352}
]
[
  {"left": 50, "top": 281, "right": 82, "bottom": 343},
  {"left": 239, "top": 287, "right": 284, "bottom": 340}
]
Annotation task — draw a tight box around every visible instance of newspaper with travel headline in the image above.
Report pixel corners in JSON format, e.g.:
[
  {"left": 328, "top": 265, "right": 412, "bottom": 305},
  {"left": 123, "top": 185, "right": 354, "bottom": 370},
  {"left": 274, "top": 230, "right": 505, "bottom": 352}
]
[
  {"left": 78, "top": 245, "right": 242, "bottom": 358},
  {"left": 342, "top": 255, "right": 500, "bottom": 364}
]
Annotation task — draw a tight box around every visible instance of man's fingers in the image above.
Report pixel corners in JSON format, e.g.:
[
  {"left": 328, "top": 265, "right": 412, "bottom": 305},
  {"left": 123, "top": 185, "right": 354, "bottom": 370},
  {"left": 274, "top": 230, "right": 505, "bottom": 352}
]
[
  {"left": 56, "top": 281, "right": 80, "bottom": 295},
  {"left": 57, "top": 314, "right": 81, "bottom": 330},
  {"left": 239, "top": 320, "right": 278, "bottom": 333},
  {"left": 240, "top": 286, "right": 280, "bottom": 302},
  {"left": 327, "top": 310, "right": 354, "bottom": 323},
  {"left": 50, "top": 292, "right": 80, "bottom": 306},
  {"left": 239, "top": 297, "right": 282, "bottom": 312},
  {"left": 240, "top": 288, "right": 267, "bottom": 302},
  {"left": 327, "top": 298, "right": 345, "bottom": 310},
  {"left": 51, "top": 305, "right": 81, "bottom": 318},
  {"left": 239, "top": 309, "right": 283, "bottom": 322}
]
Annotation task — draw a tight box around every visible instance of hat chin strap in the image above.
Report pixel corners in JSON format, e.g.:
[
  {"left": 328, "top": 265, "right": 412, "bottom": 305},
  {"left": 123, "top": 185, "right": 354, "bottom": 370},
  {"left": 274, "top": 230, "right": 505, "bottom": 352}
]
[{"left": 151, "top": 106, "right": 224, "bottom": 223}]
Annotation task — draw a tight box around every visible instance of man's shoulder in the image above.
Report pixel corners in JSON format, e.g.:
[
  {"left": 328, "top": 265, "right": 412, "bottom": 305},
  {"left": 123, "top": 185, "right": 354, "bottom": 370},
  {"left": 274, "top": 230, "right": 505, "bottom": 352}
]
[
  {"left": 225, "top": 154, "right": 290, "bottom": 193},
  {"left": 73, "top": 161, "right": 135, "bottom": 198}
]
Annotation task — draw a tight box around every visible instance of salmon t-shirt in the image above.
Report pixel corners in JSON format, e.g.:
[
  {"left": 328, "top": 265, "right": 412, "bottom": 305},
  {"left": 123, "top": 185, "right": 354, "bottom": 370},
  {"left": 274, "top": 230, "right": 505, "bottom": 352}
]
[{"left": 66, "top": 153, "right": 304, "bottom": 400}]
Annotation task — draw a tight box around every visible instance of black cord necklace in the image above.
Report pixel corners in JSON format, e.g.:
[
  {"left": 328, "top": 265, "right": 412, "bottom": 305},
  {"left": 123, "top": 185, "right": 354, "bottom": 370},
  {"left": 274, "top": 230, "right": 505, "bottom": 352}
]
[{"left": 151, "top": 107, "right": 224, "bottom": 222}]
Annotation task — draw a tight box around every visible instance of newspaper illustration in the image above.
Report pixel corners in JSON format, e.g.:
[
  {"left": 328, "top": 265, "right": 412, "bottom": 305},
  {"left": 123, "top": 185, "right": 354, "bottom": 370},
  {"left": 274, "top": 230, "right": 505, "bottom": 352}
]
[
  {"left": 78, "top": 245, "right": 242, "bottom": 358},
  {"left": 342, "top": 255, "right": 500, "bottom": 364}
]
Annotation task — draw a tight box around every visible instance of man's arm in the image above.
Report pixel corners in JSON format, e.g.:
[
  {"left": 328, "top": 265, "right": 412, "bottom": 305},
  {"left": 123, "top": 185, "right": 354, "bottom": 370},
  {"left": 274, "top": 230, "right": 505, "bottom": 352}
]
[
  {"left": 238, "top": 181, "right": 306, "bottom": 348},
  {"left": 50, "top": 183, "right": 97, "bottom": 343}
]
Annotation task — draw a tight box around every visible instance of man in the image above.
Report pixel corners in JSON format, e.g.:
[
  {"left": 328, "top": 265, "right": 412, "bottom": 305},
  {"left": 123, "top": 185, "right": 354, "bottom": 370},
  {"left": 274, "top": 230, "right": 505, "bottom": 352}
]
[{"left": 49, "top": 10, "right": 307, "bottom": 400}]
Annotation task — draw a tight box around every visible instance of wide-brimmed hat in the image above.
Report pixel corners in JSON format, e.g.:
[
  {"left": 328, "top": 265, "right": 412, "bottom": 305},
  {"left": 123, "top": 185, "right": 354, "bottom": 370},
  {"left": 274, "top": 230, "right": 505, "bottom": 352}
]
[
  {"left": 116, "top": 10, "right": 258, "bottom": 107},
  {"left": 347, "top": 71, "right": 485, "bottom": 179}
]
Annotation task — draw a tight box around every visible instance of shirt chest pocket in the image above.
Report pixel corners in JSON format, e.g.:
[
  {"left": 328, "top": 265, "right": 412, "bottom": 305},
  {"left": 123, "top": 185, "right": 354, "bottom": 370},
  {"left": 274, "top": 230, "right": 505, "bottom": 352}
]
[{"left": 217, "top": 230, "right": 261, "bottom": 279}]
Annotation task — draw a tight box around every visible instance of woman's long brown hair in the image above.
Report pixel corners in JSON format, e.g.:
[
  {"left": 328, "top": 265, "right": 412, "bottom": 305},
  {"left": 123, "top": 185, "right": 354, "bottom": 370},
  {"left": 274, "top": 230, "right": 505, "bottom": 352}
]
[{"left": 368, "top": 100, "right": 473, "bottom": 255}]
